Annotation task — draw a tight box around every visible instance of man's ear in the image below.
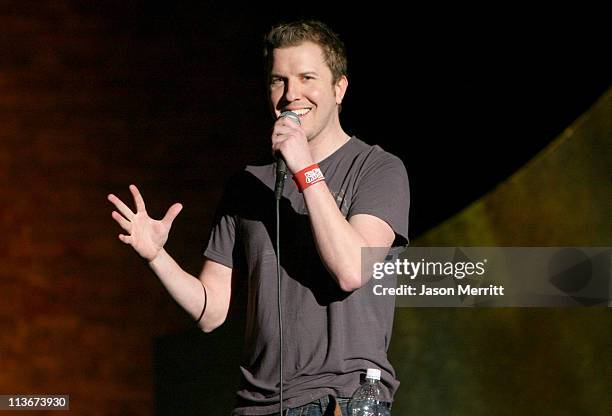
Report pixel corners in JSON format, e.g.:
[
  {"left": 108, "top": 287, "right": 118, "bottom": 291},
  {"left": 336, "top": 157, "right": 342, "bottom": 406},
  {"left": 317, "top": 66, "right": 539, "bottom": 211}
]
[{"left": 334, "top": 75, "right": 348, "bottom": 105}]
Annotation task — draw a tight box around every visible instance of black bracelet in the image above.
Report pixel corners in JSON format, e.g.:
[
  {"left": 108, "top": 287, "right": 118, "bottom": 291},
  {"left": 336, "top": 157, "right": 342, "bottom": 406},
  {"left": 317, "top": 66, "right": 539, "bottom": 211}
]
[{"left": 196, "top": 281, "right": 207, "bottom": 324}]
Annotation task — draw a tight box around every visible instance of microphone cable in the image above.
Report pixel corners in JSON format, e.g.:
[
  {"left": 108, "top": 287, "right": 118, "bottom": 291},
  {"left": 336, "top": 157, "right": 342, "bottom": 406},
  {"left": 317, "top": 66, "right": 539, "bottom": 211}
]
[
  {"left": 274, "top": 111, "right": 299, "bottom": 416},
  {"left": 276, "top": 193, "right": 285, "bottom": 416}
]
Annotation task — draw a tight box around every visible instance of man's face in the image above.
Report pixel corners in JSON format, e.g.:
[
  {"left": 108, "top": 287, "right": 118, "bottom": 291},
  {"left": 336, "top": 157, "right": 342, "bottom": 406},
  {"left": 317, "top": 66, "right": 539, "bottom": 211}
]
[{"left": 269, "top": 41, "right": 347, "bottom": 142}]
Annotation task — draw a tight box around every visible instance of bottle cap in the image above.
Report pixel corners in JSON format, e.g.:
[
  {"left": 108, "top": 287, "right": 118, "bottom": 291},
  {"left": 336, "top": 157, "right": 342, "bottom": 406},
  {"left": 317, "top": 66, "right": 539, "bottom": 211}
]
[{"left": 366, "top": 368, "right": 381, "bottom": 380}]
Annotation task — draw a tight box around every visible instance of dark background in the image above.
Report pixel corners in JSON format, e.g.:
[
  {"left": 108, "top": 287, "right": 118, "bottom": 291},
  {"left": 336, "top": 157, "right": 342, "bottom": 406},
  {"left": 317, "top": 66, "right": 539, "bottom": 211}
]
[{"left": 75, "top": 1, "right": 611, "bottom": 237}]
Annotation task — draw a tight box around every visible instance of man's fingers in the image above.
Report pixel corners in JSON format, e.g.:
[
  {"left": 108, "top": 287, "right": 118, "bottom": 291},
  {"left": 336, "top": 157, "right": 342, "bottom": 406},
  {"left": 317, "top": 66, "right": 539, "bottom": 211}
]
[
  {"left": 272, "top": 125, "right": 293, "bottom": 139},
  {"left": 118, "top": 234, "right": 132, "bottom": 244},
  {"left": 162, "top": 203, "right": 183, "bottom": 227},
  {"left": 107, "top": 194, "right": 135, "bottom": 220},
  {"left": 111, "top": 211, "right": 131, "bottom": 232},
  {"left": 275, "top": 115, "right": 302, "bottom": 129},
  {"left": 129, "top": 184, "right": 147, "bottom": 213}
]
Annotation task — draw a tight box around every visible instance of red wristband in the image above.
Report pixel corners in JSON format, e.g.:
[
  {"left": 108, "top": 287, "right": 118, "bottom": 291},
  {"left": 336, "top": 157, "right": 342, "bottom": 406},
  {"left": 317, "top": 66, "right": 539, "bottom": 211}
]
[{"left": 293, "top": 163, "right": 325, "bottom": 192}]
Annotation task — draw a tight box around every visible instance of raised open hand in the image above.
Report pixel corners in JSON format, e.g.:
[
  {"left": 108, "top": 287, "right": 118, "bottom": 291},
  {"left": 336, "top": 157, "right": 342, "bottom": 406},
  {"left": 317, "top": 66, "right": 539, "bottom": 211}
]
[{"left": 107, "top": 185, "right": 183, "bottom": 262}]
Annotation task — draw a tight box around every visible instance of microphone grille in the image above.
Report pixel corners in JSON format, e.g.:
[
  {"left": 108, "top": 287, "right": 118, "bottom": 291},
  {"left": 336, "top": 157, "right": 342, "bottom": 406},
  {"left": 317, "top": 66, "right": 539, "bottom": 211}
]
[{"left": 279, "top": 111, "right": 301, "bottom": 126}]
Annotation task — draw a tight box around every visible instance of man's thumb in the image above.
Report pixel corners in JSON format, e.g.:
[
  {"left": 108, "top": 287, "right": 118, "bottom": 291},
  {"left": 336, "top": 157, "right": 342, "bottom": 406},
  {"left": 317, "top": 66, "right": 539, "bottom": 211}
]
[{"left": 162, "top": 203, "right": 183, "bottom": 226}]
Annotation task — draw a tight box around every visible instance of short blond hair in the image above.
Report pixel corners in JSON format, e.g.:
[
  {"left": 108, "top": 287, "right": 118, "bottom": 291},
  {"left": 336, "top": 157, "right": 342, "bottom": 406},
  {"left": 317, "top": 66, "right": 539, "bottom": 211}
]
[{"left": 263, "top": 20, "right": 347, "bottom": 84}]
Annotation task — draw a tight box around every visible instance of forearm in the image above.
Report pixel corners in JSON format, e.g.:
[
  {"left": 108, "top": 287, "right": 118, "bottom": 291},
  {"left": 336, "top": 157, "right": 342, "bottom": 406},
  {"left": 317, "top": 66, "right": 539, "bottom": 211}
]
[
  {"left": 148, "top": 249, "right": 215, "bottom": 331},
  {"left": 302, "top": 182, "right": 368, "bottom": 292}
]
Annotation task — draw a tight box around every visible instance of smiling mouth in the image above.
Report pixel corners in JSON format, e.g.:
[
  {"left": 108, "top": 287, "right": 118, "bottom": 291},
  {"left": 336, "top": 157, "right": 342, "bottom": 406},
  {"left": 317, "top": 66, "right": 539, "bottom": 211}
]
[{"left": 286, "top": 108, "right": 312, "bottom": 118}]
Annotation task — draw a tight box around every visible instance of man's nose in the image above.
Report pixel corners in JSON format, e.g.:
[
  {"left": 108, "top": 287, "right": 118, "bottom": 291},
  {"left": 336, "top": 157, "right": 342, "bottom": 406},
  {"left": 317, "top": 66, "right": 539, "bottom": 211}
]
[{"left": 284, "top": 79, "right": 301, "bottom": 101}]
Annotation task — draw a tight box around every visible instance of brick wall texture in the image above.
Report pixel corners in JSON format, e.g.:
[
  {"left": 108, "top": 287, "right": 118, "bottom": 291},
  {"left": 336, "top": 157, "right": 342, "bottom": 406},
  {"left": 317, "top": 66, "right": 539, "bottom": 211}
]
[{"left": 0, "top": 2, "right": 262, "bottom": 414}]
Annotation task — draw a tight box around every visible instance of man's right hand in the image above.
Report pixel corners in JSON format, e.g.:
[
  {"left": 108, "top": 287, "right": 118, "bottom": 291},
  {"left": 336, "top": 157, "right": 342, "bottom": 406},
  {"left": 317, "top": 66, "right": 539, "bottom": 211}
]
[{"left": 107, "top": 185, "right": 183, "bottom": 262}]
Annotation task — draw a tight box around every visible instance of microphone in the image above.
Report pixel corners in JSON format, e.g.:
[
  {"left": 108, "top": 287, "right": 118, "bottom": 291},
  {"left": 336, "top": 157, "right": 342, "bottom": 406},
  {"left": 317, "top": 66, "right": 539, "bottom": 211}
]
[{"left": 274, "top": 111, "right": 301, "bottom": 200}]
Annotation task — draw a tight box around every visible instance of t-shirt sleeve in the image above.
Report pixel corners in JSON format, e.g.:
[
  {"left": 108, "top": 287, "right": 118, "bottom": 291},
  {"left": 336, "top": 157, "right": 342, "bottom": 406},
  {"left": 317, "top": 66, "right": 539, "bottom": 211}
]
[
  {"left": 347, "top": 151, "right": 410, "bottom": 246},
  {"left": 203, "top": 173, "right": 242, "bottom": 269},
  {"left": 203, "top": 212, "right": 236, "bottom": 269}
]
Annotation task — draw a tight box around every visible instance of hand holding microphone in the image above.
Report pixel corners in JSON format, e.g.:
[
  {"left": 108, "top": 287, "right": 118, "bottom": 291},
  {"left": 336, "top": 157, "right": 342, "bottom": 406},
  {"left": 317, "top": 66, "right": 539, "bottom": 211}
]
[
  {"left": 273, "top": 111, "right": 313, "bottom": 199},
  {"left": 274, "top": 111, "right": 300, "bottom": 197}
]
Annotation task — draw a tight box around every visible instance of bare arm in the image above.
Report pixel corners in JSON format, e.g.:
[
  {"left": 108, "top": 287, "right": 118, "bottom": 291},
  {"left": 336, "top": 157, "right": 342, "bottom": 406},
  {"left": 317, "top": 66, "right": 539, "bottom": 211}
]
[
  {"left": 108, "top": 185, "right": 232, "bottom": 332},
  {"left": 303, "top": 182, "right": 394, "bottom": 291},
  {"left": 272, "top": 120, "right": 395, "bottom": 292},
  {"left": 148, "top": 251, "right": 232, "bottom": 332}
]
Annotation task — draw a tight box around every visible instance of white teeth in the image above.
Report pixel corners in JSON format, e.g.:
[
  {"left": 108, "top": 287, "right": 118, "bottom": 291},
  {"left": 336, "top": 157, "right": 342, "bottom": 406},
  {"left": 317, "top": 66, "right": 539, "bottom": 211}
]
[{"left": 291, "top": 109, "right": 311, "bottom": 116}]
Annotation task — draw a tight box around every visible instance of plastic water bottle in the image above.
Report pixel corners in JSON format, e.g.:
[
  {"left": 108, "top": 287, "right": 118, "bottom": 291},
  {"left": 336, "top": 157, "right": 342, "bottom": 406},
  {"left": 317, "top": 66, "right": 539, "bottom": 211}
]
[{"left": 348, "top": 368, "right": 391, "bottom": 415}]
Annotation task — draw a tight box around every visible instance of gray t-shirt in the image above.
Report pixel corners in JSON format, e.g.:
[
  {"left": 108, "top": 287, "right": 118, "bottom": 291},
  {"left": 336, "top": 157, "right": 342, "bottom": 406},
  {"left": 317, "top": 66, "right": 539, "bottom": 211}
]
[{"left": 204, "top": 137, "right": 410, "bottom": 415}]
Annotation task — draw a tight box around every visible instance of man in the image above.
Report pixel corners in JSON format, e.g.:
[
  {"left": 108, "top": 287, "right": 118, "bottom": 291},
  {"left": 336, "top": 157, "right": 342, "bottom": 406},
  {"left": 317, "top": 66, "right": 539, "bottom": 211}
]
[{"left": 108, "top": 20, "right": 409, "bottom": 415}]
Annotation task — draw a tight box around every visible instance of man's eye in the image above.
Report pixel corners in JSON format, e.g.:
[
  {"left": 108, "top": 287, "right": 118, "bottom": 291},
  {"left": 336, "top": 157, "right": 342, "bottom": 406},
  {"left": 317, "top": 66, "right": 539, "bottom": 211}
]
[{"left": 271, "top": 78, "right": 284, "bottom": 85}]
